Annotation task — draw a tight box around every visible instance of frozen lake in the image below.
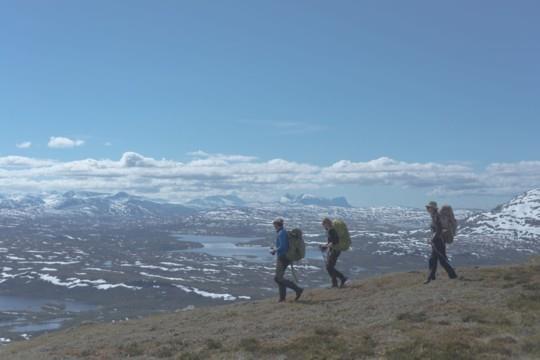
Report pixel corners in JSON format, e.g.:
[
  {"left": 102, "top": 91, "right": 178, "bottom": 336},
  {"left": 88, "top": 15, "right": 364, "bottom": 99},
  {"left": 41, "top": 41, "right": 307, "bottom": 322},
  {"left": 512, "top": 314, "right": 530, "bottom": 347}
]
[
  {"left": 175, "top": 234, "right": 324, "bottom": 263},
  {"left": 0, "top": 296, "right": 96, "bottom": 340},
  {"left": 0, "top": 296, "right": 95, "bottom": 313}
]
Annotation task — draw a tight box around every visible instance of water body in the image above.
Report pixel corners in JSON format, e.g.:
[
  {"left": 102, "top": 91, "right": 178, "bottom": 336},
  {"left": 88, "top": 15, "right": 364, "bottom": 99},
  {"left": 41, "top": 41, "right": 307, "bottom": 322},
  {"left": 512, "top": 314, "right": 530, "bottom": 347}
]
[
  {"left": 10, "top": 318, "right": 66, "bottom": 333},
  {"left": 0, "top": 296, "right": 96, "bottom": 340},
  {"left": 0, "top": 296, "right": 95, "bottom": 313},
  {"left": 175, "top": 234, "right": 323, "bottom": 263}
]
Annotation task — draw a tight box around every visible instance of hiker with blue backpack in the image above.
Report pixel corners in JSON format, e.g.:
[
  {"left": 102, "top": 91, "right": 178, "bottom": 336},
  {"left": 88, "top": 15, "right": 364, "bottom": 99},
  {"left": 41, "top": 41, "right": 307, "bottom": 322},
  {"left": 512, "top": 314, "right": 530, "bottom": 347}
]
[
  {"left": 424, "top": 201, "right": 458, "bottom": 284},
  {"left": 320, "top": 217, "right": 349, "bottom": 288},
  {"left": 270, "top": 218, "right": 303, "bottom": 302}
]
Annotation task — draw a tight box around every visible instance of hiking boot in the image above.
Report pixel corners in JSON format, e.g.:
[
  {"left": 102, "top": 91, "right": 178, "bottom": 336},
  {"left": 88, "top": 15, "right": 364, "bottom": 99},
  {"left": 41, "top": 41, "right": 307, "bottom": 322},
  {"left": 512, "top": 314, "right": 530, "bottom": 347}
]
[
  {"left": 295, "top": 288, "right": 303, "bottom": 301},
  {"left": 278, "top": 298, "right": 286, "bottom": 303},
  {"left": 449, "top": 273, "right": 458, "bottom": 279},
  {"left": 340, "top": 277, "right": 348, "bottom": 288}
]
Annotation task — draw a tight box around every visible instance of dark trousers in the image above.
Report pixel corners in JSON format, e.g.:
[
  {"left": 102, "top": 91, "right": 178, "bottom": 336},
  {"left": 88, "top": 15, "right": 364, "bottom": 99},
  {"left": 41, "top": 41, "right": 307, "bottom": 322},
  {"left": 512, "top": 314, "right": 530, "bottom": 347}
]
[
  {"left": 428, "top": 237, "right": 457, "bottom": 280},
  {"left": 326, "top": 249, "right": 346, "bottom": 287},
  {"left": 274, "top": 255, "right": 301, "bottom": 300}
]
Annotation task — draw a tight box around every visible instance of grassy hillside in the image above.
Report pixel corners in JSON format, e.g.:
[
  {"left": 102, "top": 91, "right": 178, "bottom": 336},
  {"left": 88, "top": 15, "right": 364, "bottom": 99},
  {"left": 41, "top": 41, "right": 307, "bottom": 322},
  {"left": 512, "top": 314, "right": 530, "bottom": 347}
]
[{"left": 2, "top": 257, "right": 540, "bottom": 359}]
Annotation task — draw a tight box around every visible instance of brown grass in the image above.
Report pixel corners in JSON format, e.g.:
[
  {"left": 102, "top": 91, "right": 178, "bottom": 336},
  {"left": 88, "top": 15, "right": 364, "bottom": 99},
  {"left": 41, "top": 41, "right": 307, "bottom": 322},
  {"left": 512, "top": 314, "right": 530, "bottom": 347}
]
[{"left": 2, "top": 256, "right": 540, "bottom": 359}]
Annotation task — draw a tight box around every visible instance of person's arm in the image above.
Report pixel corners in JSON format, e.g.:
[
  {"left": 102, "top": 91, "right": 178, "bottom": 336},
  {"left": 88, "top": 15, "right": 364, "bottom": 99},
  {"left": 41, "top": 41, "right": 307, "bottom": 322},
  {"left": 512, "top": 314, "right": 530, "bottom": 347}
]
[
  {"left": 271, "top": 232, "right": 280, "bottom": 255},
  {"left": 431, "top": 215, "right": 443, "bottom": 242}
]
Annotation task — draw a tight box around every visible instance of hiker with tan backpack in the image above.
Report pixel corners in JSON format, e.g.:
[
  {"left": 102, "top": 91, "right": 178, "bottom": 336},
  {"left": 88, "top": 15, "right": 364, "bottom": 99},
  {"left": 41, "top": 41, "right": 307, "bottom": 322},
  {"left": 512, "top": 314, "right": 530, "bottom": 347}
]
[
  {"left": 270, "top": 218, "right": 304, "bottom": 302},
  {"left": 424, "top": 201, "right": 458, "bottom": 284},
  {"left": 320, "top": 218, "right": 350, "bottom": 288}
]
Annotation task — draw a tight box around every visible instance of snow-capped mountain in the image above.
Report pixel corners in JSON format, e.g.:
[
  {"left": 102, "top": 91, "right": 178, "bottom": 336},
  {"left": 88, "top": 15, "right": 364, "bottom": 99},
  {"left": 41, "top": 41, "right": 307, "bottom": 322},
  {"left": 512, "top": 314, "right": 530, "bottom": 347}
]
[
  {"left": 0, "top": 194, "right": 45, "bottom": 209},
  {"left": 0, "top": 191, "right": 193, "bottom": 219},
  {"left": 279, "top": 193, "right": 352, "bottom": 208},
  {"left": 186, "top": 195, "right": 246, "bottom": 209},
  {"left": 461, "top": 189, "right": 540, "bottom": 239},
  {"left": 1, "top": 189, "right": 539, "bottom": 245}
]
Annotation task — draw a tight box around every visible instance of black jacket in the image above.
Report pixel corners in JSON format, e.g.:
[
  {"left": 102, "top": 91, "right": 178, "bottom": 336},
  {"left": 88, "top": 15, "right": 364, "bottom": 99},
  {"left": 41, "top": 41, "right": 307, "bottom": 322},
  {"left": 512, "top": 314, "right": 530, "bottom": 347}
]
[{"left": 327, "top": 228, "right": 339, "bottom": 245}]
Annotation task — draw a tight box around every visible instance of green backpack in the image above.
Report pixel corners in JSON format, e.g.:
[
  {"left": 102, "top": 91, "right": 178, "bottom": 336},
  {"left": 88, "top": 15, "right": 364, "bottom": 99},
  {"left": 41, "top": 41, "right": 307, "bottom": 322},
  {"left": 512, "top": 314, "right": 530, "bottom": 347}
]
[
  {"left": 286, "top": 228, "right": 306, "bottom": 262},
  {"left": 333, "top": 219, "right": 351, "bottom": 251}
]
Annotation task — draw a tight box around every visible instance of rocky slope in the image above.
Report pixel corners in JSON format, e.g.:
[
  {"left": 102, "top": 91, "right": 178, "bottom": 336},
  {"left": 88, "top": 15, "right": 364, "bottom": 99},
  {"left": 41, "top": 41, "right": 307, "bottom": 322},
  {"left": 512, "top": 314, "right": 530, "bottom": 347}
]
[{"left": 2, "top": 257, "right": 540, "bottom": 359}]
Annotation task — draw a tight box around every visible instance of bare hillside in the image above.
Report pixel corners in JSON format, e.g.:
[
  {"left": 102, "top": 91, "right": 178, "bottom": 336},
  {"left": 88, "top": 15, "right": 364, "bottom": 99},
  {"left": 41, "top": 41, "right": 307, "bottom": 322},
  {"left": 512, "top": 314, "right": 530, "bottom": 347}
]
[{"left": 2, "top": 257, "right": 540, "bottom": 359}]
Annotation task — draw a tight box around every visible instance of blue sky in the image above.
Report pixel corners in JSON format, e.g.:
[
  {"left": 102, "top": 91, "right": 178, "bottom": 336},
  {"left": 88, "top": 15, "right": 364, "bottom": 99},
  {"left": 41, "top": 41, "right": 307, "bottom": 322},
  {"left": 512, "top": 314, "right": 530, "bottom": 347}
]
[{"left": 1, "top": 1, "right": 539, "bottom": 208}]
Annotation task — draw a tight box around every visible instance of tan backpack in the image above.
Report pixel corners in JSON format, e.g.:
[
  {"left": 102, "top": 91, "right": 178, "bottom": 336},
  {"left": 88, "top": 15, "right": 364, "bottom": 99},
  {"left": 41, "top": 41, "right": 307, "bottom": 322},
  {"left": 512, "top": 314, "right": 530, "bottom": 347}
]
[
  {"left": 286, "top": 229, "right": 305, "bottom": 262},
  {"left": 439, "top": 205, "right": 457, "bottom": 244}
]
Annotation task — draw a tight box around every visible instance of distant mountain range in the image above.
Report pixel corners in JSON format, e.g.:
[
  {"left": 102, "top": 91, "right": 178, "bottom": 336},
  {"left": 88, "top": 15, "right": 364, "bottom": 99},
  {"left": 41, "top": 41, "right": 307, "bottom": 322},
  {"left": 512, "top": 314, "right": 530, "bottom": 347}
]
[
  {"left": 185, "top": 193, "right": 352, "bottom": 209},
  {"left": 0, "top": 191, "right": 193, "bottom": 219},
  {"left": 0, "top": 189, "right": 539, "bottom": 242},
  {"left": 0, "top": 192, "right": 354, "bottom": 219},
  {"left": 279, "top": 193, "right": 352, "bottom": 208},
  {"left": 186, "top": 195, "right": 246, "bottom": 209}
]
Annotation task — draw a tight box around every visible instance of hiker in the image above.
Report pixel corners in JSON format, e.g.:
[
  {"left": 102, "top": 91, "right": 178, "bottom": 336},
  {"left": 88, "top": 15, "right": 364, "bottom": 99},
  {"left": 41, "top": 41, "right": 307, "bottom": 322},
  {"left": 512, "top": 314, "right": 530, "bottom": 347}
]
[
  {"left": 320, "top": 218, "right": 348, "bottom": 288},
  {"left": 425, "top": 201, "right": 458, "bottom": 284},
  {"left": 271, "top": 218, "right": 303, "bottom": 302}
]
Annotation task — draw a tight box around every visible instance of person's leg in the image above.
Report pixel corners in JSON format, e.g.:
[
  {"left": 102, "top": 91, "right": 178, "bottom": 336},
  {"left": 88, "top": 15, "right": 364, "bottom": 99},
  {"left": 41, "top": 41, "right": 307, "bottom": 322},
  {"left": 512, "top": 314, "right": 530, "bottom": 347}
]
[
  {"left": 426, "top": 245, "right": 438, "bottom": 283},
  {"left": 435, "top": 240, "right": 457, "bottom": 279},
  {"left": 331, "top": 250, "right": 347, "bottom": 286},
  {"left": 326, "top": 250, "right": 339, "bottom": 287},
  {"left": 281, "top": 278, "right": 302, "bottom": 292},
  {"left": 274, "top": 257, "right": 287, "bottom": 301},
  {"left": 275, "top": 257, "right": 303, "bottom": 300}
]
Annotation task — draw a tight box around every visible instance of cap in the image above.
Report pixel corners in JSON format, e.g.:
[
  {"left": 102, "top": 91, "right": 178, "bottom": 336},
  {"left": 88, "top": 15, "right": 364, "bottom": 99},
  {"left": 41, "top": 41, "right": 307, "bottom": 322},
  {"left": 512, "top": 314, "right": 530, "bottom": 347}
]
[{"left": 426, "top": 201, "right": 438, "bottom": 209}]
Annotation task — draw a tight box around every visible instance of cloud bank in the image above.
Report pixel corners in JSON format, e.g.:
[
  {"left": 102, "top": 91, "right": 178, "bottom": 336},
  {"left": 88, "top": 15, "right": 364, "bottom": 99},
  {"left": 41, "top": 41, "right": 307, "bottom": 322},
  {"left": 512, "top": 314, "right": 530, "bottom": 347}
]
[{"left": 0, "top": 151, "right": 538, "bottom": 202}]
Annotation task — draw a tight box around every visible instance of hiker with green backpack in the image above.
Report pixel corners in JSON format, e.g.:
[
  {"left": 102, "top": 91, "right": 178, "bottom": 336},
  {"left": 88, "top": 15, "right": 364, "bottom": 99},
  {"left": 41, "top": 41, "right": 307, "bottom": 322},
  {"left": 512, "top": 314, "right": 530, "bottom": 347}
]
[
  {"left": 270, "top": 218, "right": 303, "bottom": 302},
  {"left": 424, "top": 201, "right": 458, "bottom": 284},
  {"left": 320, "top": 218, "right": 349, "bottom": 288}
]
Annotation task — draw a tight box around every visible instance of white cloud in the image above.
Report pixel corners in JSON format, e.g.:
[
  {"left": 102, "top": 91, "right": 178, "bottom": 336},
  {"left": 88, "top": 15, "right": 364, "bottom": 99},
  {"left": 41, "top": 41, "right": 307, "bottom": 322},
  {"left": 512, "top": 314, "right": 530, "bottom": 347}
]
[
  {"left": 16, "top": 141, "right": 32, "bottom": 149},
  {"left": 322, "top": 157, "right": 479, "bottom": 188},
  {"left": 0, "top": 156, "right": 57, "bottom": 168},
  {"left": 48, "top": 137, "right": 85, "bottom": 149},
  {"left": 0, "top": 151, "right": 537, "bottom": 202},
  {"left": 119, "top": 152, "right": 160, "bottom": 168}
]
